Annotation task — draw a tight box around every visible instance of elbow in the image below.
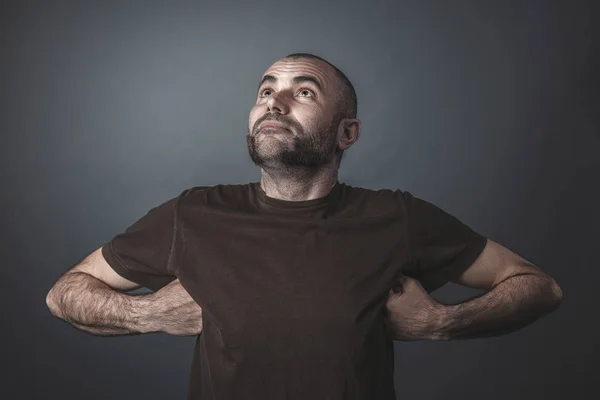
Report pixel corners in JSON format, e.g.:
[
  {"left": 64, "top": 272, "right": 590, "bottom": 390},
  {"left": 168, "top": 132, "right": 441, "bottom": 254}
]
[
  {"left": 546, "top": 278, "right": 563, "bottom": 312},
  {"left": 46, "top": 288, "right": 56, "bottom": 315},
  {"left": 552, "top": 280, "right": 563, "bottom": 307},
  {"left": 46, "top": 286, "right": 62, "bottom": 318}
]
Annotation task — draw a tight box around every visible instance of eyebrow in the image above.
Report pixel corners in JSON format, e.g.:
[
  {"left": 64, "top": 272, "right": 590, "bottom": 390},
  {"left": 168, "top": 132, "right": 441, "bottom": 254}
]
[{"left": 258, "top": 74, "right": 323, "bottom": 92}]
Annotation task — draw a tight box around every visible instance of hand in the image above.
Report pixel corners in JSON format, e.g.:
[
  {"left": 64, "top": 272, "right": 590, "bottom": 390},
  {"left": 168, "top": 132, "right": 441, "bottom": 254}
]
[
  {"left": 383, "top": 274, "right": 444, "bottom": 341},
  {"left": 145, "top": 279, "right": 203, "bottom": 336}
]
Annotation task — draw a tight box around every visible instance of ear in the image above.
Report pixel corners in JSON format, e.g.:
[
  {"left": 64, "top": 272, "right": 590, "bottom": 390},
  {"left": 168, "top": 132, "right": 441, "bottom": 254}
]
[{"left": 337, "top": 118, "right": 361, "bottom": 150}]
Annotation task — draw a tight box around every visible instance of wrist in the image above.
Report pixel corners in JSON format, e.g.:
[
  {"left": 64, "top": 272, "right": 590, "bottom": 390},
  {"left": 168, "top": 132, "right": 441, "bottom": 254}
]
[
  {"left": 126, "top": 294, "right": 158, "bottom": 334},
  {"left": 429, "top": 303, "right": 455, "bottom": 341}
]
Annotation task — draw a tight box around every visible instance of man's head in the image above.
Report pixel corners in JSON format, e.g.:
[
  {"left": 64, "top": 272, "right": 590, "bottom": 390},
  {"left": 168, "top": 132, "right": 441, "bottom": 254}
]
[{"left": 247, "top": 53, "right": 361, "bottom": 172}]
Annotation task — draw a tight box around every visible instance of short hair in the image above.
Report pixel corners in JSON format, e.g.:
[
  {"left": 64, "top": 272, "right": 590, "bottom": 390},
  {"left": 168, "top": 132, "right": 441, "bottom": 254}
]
[{"left": 283, "top": 53, "right": 357, "bottom": 121}]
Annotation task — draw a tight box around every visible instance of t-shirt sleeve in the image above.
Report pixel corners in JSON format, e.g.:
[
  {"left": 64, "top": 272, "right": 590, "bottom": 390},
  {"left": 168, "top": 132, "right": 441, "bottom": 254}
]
[
  {"left": 101, "top": 195, "right": 180, "bottom": 292},
  {"left": 399, "top": 190, "right": 488, "bottom": 293}
]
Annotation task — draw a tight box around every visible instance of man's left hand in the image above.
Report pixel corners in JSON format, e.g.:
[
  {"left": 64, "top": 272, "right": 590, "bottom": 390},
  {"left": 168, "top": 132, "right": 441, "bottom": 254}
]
[{"left": 383, "top": 274, "right": 445, "bottom": 341}]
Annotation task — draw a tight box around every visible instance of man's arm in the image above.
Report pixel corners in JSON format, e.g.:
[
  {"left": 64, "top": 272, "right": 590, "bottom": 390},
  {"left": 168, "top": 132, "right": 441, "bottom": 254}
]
[
  {"left": 46, "top": 247, "right": 203, "bottom": 337},
  {"left": 432, "top": 238, "right": 563, "bottom": 340},
  {"left": 384, "top": 239, "right": 563, "bottom": 341}
]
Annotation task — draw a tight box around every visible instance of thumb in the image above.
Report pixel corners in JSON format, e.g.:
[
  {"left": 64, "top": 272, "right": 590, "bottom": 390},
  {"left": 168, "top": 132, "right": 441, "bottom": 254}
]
[{"left": 391, "top": 276, "right": 407, "bottom": 294}]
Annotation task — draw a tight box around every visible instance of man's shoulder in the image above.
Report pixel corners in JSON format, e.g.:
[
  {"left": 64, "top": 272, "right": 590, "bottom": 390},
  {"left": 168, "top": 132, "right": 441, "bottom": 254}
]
[
  {"left": 343, "top": 182, "right": 405, "bottom": 200},
  {"left": 335, "top": 182, "right": 407, "bottom": 218},
  {"left": 344, "top": 182, "right": 403, "bottom": 195},
  {"left": 180, "top": 184, "right": 216, "bottom": 196}
]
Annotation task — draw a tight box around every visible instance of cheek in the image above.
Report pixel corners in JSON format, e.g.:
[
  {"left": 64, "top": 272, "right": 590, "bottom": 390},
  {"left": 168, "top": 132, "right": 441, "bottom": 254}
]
[
  {"left": 248, "top": 106, "right": 260, "bottom": 124},
  {"left": 297, "top": 106, "right": 327, "bottom": 128},
  {"left": 299, "top": 115, "right": 322, "bottom": 133},
  {"left": 249, "top": 108, "right": 267, "bottom": 131},
  {"left": 291, "top": 108, "right": 314, "bottom": 127}
]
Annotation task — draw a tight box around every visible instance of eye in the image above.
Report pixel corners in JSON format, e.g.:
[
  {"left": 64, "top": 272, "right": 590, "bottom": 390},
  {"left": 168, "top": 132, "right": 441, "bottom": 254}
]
[
  {"left": 258, "top": 87, "right": 315, "bottom": 98},
  {"left": 259, "top": 88, "right": 273, "bottom": 97},
  {"left": 297, "top": 87, "right": 315, "bottom": 97}
]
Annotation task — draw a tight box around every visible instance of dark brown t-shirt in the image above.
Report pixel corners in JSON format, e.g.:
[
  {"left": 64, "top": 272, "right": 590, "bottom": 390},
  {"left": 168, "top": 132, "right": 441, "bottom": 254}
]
[{"left": 101, "top": 181, "right": 487, "bottom": 400}]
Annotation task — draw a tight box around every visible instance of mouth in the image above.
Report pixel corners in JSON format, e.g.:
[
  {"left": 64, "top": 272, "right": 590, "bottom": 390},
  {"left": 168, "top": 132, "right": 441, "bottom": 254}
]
[{"left": 260, "top": 122, "right": 289, "bottom": 131}]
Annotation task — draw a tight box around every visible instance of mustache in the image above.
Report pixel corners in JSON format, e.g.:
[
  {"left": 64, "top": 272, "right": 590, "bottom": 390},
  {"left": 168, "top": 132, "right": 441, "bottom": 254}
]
[{"left": 255, "top": 114, "right": 298, "bottom": 132}]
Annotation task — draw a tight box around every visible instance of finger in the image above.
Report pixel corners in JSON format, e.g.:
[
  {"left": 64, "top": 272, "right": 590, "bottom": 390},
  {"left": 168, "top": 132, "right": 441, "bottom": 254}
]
[
  {"left": 399, "top": 275, "right": 413, "bottom": 287},
  {"left": 391, "top": 282, "right": 404, "bottom": 294}
]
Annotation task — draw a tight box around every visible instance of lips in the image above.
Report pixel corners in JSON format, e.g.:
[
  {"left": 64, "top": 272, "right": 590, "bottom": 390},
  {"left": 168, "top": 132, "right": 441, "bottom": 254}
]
[{"left": 260, "top": 121, "right": 289, "bottom": 131}]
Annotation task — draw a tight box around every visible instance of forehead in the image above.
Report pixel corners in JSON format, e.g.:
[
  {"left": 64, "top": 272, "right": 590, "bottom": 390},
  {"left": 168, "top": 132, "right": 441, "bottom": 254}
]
[{"left": 260, "top": 58, "right": 336, "bottom": 90}]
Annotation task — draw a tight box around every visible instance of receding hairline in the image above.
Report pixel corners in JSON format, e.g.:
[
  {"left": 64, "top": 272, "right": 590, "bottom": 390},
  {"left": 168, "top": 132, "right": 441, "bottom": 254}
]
[
  {"left": 273, "top": 57, "right": 339, "bottom": 89},
  {"left": 277, "top": 53, "right": 358, "bottom": 119},
  {"left": 261, "top": 58, "right": 333, "bottom": 92}
]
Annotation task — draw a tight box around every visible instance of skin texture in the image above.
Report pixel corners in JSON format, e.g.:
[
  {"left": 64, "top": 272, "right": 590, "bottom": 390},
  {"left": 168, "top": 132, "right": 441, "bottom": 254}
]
[
  {"left": 47, "top": 248, "right": 203, "bottom": 336},
  {"left": 46, "top": 56, "right": 363, "bottom": 337},
  {"left": 383, "top": 239, "right": 563, "bottom": 341},
  {"left": 47, "top": 56, "right": 563, "bottom": 341},
  {"left": 246, "top": 57, "right": 361, "bottom": 201}
]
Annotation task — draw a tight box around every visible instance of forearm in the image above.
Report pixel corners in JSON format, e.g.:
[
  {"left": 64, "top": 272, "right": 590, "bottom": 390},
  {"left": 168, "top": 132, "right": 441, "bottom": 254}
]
[
  {"left": 47, "top": 272, "right": 154, "bottom": 336},
  {"left": 69, "top": 321, "right": 140, "bottom": 336},
  {"left": 433, "top": 273, "right": 563, "bottom": 340}
]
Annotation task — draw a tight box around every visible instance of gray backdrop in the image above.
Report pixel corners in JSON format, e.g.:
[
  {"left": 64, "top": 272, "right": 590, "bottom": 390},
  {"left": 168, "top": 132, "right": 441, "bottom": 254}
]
[{"left": 2, "top": 0, "right": 597, "bottom": 399}]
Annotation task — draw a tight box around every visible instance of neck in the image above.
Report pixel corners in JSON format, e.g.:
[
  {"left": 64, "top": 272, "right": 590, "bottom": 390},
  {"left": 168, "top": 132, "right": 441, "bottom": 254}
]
[{"left": 258, "top": 167, "right": 339, "bottom": 202}]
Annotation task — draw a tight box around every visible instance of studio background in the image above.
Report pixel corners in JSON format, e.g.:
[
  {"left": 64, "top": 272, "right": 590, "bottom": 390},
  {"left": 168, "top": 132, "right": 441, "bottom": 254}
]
[{"left": 1, "top": 1, "right": 597, "bottom": 399}]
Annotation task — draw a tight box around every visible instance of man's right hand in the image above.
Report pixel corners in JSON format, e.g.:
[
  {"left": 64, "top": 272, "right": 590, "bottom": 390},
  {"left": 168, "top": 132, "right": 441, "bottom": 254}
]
[
  {"left": 145, "top": 279, "right": 203, "bottom": 336},
  {"left": 47, "top": 247, "right": 203, "bottom": 337}
]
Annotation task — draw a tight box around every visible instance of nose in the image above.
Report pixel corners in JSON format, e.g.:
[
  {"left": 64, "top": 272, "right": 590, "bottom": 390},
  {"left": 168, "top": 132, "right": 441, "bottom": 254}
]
[{"left": 266, "top": 91, "right": 289, "bottom": 114}]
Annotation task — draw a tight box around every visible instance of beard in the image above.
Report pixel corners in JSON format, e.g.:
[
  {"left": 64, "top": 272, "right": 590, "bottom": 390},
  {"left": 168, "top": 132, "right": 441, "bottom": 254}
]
[{"left": 246, "top": 114, "right": 342, "bottom": 170}]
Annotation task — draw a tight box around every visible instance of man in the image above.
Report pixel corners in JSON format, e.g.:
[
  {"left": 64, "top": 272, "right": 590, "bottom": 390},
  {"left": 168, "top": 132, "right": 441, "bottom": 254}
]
[{"left": 46, "top": 53, "right": 563, "bottom": 399}]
